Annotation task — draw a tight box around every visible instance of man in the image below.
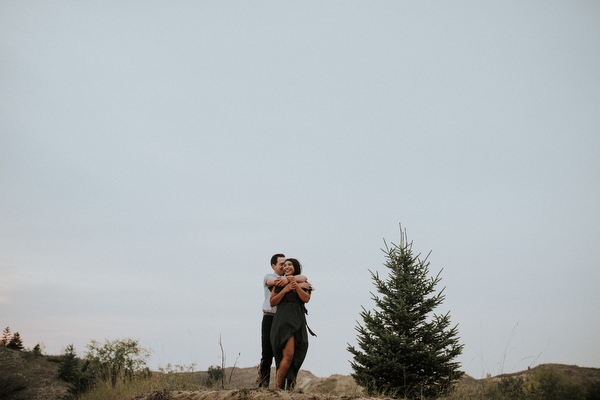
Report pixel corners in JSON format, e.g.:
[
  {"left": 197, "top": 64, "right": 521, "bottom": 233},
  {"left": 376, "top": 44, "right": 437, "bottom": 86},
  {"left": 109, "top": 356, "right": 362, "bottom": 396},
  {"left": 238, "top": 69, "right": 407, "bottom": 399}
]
[{"left": 259, "top": 253, "right": 310, "bottom": 388}]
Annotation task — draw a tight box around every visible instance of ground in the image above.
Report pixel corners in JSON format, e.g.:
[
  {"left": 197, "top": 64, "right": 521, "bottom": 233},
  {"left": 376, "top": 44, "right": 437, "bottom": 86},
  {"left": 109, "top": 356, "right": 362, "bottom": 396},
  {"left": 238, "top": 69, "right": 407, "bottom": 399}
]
[{"left": 132, "top": 388, "right": 379, "bottom": 400}]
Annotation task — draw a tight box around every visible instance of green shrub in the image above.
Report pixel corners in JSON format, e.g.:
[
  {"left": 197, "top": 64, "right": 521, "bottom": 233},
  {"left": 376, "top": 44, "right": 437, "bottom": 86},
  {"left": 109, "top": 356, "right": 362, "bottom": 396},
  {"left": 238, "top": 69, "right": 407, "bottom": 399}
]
[
  {"left": 521, "top": 367, "right": 586, "bottom": 400},
  {"left": 85, "top": 338, "right": 150, "bottom": 388},
  {"left": 207, "top": 365, "right": 224, "bottom": 385},
  {"left": 496, "top": 375, "right": 524, "bottom": 399}
]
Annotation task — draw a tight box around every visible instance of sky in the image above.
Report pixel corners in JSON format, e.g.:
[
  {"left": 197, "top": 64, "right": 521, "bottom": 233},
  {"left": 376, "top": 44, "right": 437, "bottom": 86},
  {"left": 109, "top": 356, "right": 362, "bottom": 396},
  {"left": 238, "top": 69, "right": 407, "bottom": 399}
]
[{"left": 1, "top": 1, "right": 599, "bottom": 380}]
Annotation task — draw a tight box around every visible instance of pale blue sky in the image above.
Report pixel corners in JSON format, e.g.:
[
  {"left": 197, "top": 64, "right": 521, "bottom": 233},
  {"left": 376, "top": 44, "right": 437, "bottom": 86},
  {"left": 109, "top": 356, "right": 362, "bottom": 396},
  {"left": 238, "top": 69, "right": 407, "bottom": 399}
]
[{"left": 1, "top": 1, "right": 599, "bottom": 379}]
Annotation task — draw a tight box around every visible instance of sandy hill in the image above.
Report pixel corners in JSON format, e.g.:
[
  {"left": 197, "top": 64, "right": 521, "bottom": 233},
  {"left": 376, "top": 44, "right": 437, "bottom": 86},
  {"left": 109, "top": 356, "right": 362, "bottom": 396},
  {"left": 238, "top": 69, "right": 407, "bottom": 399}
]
[
  {"left": 191, "top": 366, "right": 359, "bottom": 394},
  {"left": 496, "top": 363, "right": 600, "bottom": 385}
]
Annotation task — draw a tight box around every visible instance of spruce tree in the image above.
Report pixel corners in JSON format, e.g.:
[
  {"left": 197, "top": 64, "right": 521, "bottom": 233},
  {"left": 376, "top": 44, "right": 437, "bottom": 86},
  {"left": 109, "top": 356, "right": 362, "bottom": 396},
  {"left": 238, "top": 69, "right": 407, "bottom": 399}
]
[
  {"left": 32, "top": 343, "right": 43, "bottom": 357},
  {"left": 58, "top": 344, "right": 95, "bottom": 395},
  {"left": 348, "top": 229, "right": 464, "bottom": 399},
  {"left": 58, "top": 344, "right": 81, "bottom": 384},
  {"left": 1, "top": 327, "right": 12, "bottom": 346},
  {"left": 7, "top": 332, "right": 24, "bottom": 350}
]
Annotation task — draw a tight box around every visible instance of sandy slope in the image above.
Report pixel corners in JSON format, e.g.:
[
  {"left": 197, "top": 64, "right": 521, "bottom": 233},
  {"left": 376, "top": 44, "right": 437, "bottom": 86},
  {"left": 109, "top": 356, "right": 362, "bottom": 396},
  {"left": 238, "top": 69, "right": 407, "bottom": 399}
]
[{"left": 132, "top": 388, "right": 374, "bottom": 400}]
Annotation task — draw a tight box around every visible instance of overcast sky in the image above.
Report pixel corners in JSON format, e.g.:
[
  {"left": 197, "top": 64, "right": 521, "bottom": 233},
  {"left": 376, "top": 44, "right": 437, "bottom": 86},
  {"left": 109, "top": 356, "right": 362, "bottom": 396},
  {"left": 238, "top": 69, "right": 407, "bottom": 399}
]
[{"left": 1, "top": 1, "right": 599, "bottom": 380}]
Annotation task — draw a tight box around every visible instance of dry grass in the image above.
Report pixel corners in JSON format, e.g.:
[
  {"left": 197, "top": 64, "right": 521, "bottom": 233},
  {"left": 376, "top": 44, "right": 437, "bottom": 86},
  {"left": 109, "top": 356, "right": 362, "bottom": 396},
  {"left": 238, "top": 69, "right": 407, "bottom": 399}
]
[{"left": 3, "top": 345, "right": 600, "bottom": 400}]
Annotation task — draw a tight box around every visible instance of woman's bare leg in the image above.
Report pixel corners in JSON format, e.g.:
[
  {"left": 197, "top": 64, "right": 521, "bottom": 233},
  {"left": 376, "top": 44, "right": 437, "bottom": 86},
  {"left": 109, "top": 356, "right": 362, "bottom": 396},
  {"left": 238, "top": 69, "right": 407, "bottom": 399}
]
[{"left": 276, "top": 336, "right": 296, "bottom": 389}]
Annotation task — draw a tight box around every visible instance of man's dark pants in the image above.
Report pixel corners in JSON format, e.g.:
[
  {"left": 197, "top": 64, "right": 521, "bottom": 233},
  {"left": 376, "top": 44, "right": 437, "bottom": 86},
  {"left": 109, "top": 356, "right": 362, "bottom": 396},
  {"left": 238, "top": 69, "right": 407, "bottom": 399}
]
[{"left": 259, "top": 313, "right": 275, "bottom": 387}]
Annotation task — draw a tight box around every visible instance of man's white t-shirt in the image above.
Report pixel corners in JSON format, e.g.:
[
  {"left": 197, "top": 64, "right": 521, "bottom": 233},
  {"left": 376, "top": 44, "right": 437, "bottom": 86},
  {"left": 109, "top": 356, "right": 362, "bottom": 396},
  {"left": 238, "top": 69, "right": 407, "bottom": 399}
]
[{"left": 262, "top": 273, "right": 279, "bottom": 315}]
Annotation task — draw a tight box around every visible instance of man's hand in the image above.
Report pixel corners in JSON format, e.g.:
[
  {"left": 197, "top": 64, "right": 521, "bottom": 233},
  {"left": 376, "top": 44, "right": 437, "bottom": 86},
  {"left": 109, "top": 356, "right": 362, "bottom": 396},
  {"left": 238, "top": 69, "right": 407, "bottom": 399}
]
[
  {"left": 274, "top": 276, "right": 289, "bottom": 287},
  {"left": 298, "top": 281, "right": 312, "bottom": 291}
]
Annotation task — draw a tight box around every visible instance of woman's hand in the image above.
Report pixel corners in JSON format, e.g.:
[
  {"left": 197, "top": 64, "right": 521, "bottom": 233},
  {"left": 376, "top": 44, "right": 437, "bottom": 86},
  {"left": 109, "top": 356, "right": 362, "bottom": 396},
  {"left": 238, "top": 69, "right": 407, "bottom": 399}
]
[{"left": 283, "top": 281, "right": 297, "bottom": 293}]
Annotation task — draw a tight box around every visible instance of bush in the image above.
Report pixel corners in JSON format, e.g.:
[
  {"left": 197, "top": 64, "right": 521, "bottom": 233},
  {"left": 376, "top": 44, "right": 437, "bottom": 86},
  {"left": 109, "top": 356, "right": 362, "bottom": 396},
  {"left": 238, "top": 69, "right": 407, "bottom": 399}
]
[
  {"left": 479, "top": 367, "right": 587, "bottom": 400},
  {"left": 85, "top": 338, "right": 150, "bottom": 387},
  {"left": 206, "top": 365, "right": 224, "bottom": 385},
  {"left": 497, "top": 375, "right": 524, "bottom": 399},
  {"left": 522, "top": 367, "right": 586, "bottom": 400}
]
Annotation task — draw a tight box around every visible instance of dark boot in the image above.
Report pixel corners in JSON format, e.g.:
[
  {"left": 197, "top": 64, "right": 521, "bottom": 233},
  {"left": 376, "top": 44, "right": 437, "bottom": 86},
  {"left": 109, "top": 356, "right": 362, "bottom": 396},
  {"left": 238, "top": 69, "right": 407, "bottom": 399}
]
[
  {"left": 257, "top": 360, "right": 270, "bottom": 388},
  {"left": 284, "top": 378, "right": 296, "bottom": 391}
]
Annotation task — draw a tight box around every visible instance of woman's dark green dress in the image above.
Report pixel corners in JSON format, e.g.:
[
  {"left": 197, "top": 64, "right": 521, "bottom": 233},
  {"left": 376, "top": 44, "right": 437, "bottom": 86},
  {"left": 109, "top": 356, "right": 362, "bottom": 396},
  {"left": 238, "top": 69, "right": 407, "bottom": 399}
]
[{"left": 270, "top": 285, "right": 310, "bottom": 388}]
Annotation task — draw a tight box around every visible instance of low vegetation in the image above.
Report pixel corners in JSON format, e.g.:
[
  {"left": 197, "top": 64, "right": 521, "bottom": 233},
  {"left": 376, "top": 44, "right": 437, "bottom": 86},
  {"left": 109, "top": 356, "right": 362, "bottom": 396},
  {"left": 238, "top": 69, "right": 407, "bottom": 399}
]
[
  {"left": 444, "top": 366, "right": 598, "bottom": 400},
  {"left": 59, "top": 362, "right": 600, "bottom": 400},
  {"left": 2, "top": 332, "right": 600, "bottom": 400}
]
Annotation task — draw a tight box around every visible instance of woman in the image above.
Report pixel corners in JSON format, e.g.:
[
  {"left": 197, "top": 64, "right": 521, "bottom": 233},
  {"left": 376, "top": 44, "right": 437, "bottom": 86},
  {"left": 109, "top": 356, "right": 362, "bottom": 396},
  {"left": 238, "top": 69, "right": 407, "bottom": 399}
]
[{"left": 269, "top": 258, "right": 312, "bottom": 390}]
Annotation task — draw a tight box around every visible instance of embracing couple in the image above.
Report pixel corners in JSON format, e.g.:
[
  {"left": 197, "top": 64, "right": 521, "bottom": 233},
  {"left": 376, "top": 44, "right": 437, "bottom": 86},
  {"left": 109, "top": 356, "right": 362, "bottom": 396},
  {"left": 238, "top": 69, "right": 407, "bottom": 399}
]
[{"left": 259, "top": 253, "right": 314, "bottom": 390}]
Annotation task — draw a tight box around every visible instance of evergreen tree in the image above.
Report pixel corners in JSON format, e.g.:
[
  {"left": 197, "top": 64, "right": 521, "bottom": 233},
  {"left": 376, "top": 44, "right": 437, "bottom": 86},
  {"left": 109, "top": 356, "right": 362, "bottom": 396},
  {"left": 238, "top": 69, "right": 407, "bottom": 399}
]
[
  {"left": 0, "top": 327, "right": 11, "bottom": 346},
  {"left": 32, "top": 343, "right": 43, "bottom": 357},
  {"left": 58, "top": 344, "right": 96, "bottom": 395},
  {"left": 7, "top": 332, "right": 24, "bottom": 350},
  {"left": 348, "top": 229, "right": 464, "bottom": 399},
  {"left": 58, "top": 344, "right": 81, "bottom": 384}
]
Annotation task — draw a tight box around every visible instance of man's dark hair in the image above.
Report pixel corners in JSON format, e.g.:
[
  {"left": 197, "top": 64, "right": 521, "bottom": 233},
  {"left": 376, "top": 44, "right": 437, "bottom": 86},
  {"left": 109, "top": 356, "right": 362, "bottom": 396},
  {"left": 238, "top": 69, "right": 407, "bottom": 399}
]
[
  {"left": 285, "top": 258, "right": 302, "bottom": 276},
  {"left": 270, "top": 253, "right": 285, "bottom": 266}
]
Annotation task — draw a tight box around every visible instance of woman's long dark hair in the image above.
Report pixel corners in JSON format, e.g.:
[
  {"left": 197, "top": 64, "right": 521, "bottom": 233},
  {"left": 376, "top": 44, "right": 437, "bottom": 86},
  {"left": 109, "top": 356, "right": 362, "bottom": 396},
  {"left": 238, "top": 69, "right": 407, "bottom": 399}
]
[{"left": 285, "top": 258, "right": 302, "bottom": 276}]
